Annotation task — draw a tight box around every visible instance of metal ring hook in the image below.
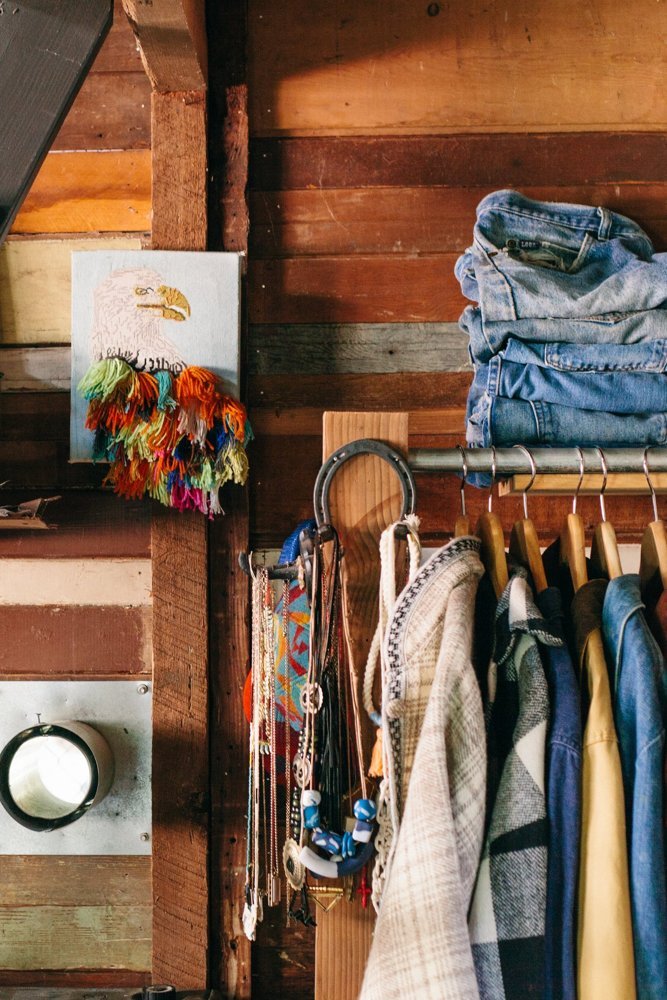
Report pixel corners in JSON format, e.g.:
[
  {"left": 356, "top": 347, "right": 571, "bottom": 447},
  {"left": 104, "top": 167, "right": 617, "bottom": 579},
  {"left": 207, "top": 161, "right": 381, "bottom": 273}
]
[
  {"left": 456, "top": 445, "right": 467, "bottom": 519},
  {"left": 643, "top": 446, "right": 659, "bottom": 523},
  {"left": 594, "top": 446, "right": 608, "bottom": 522},
  {"left": 573, "top": 446, "right": 585, "bottom": 515},
  {"left": 488, "top": 446, "right": 498, "bottom": 513},
  {"left": 513, "top": 444, "right": 536, "bottom": 519}
]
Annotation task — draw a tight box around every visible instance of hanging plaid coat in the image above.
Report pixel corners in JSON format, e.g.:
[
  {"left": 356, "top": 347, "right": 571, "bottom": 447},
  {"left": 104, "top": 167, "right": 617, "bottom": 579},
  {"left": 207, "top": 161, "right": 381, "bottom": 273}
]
[{"left": 468, "top": 569, "right": 563, "bottom": 1000}]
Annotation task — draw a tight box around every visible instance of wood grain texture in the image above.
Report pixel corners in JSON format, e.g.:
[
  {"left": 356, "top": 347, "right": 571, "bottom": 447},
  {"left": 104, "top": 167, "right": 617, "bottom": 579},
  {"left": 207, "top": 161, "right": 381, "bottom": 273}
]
[
  {"left": 207, "top": 3, "right": 252, "bottom": 993},
  {"left": 0, "top": 558, "right": 151, "bottom": 607},
  {"left": 122, "top": 0, "right": 207, "bottom": 92},
  {"left": 250, "top": 183, "right": 667, "bottom": 256},
  {"left": 0, "top": 0, "right": 112, "bottom": 240},
  {"left": 151, "top": 91, "right": 207, "bottom": 253},
  {"left": 0, "top": 346, "right": 72, "bottom": 392},
  {"left": 314, "top": 413, "right": 407, "bottom": 1000},
  {"left": 0, "top": 491, "right": 150, "bottom": 559},
  {"left": 249, "top": 0, "right": 667, "bottom": 136},
  {"left": 248, "top": 323, "right": 469, "bottom": 375},
  {"left": 149, "top": 58, "right": 210, "bottom": 987},
  {"left": 252, "top": 903, "right": 314, "bottom": 1000},
  {"left": 249, "top": 255, "right": 461, "bottom": 324},
  {"left": 151, "top": 508, "right": 209, "bottom": 986},
  {"left": 249, "top": 133, "right": 667, "bottom": 190},
  {"left": 209, "top": 487, "right": 252, "bottom": 999},
  {"left": 0, "top": 906, "right": 150, "bottom": 971},
  {"left": 0, "top": 605, "right": 152, "bottom": 676},
  {"left": 11, "top": 151, "right": 151, "bottom": 235},
  {"left": 248, "top": 371, "right": 472, "bottom": 410},
  {"left": 0, "top": 237, "right": 142, "bottom": 345},
  {"left": 0, "top": 971, "right": 152, "bottom": 989},
  {"left": 0, "top": 856, "right": 151, "bottom": 906},
  {"left": 51, "top": 72, "right": 151, "bottom": 152}
]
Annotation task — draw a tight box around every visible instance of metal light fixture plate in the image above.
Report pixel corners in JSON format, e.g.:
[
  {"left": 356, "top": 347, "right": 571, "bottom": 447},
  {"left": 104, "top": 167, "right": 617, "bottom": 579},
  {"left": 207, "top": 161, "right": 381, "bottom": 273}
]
[{"left": 0, "top": 680, "right": 152, "bottom": 855}]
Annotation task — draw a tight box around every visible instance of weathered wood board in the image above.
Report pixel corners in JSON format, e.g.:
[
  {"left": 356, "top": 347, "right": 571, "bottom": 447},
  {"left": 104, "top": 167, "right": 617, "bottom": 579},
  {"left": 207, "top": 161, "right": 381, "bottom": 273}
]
[
  {"left": 0, "top": 238, "right": 142, "bottom": 344},
  {"left": 249, "top": 0, "right": 667, "bottom": 135}
]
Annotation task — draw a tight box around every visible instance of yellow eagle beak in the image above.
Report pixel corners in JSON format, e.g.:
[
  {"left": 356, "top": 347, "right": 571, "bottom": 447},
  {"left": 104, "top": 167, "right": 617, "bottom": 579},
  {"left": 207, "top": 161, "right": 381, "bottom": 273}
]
[{"left": 136, "top": 285, "right": 191, "bottom": 321}]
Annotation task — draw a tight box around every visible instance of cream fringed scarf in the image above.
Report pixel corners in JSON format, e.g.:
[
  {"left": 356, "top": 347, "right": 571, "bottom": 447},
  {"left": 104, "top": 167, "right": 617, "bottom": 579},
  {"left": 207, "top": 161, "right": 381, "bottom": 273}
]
[{"left": 361, "top": 536, "right": 486, "bottom": 1000}]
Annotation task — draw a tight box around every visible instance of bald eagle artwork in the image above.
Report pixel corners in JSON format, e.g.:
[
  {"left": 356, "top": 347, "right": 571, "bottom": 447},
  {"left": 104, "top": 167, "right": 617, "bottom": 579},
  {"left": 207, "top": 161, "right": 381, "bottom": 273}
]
[
  {"left": 71, "top": 249, "right": 242, "bottom": 464},
  {"left": 90, "top": 267, "right": 192, "bottom": 373}
]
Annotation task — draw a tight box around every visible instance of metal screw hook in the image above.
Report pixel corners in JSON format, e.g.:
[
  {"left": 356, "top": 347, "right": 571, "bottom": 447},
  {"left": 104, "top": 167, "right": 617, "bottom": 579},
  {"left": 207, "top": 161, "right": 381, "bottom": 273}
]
[
  {"left": 513, "top": 444, "right": 536, "bottom": 519},
  {"left": 594, "top": 447, "right": 609, "bottom": 522},
  {"left": 643, "top": 446, "right": 659, "bottom": 523},
  {"left": 456, "top": 445, "right": 467, "bottom": 520}
]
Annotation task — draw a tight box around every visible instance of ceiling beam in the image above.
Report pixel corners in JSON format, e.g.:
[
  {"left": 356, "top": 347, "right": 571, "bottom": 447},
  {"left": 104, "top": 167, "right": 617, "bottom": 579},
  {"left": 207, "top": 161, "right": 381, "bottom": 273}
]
[{"left": 121, "top": 0, "right": 206, "bottom": 93}]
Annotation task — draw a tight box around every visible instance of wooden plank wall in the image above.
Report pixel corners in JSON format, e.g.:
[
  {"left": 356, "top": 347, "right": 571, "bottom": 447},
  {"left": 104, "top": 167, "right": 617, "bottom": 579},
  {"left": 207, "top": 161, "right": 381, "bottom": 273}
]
[
  {"left": 244, "top": 0, "right": 667, "bottom": 995},
  {"left": 0, "top": 3, "right": 152, "bottom": 986}
]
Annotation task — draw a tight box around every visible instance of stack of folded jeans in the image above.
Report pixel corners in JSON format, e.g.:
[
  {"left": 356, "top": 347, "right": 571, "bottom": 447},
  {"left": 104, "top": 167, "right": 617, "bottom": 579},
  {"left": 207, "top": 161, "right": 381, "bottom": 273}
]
[{"left": 455, "top": 190, "right": 667, "bottom": 452}]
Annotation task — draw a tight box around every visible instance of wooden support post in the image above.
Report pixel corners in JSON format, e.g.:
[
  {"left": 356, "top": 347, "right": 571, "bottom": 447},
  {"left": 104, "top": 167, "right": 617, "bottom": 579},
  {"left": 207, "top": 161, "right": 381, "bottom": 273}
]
[
  {"left": 144, "top": 2, "right": 209, "bottom": 985},
  {"left": 207, "top": 1, "right": 251, "bottom": 995},
  {"left": 315, "top": 411, "right": 409, "bottom": 1000}
]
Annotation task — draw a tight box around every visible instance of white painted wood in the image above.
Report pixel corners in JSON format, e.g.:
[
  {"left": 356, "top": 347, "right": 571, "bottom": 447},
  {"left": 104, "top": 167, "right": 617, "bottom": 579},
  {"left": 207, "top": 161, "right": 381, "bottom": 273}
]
[{"left": 0, "top": 559, "right": 152, "bottom": 606}]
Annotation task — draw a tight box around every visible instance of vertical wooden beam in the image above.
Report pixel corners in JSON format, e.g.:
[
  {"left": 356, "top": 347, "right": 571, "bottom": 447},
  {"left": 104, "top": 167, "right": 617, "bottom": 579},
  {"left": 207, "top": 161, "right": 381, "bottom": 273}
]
[
  {"left": 316, "top": 412, "right": 409, "bottom": 1000},
  {"left": 208, "top": 1, "right": 251, "bottom": 997},
  {"left": 149, "top": 22, "right": 209, "bottom": 987}
]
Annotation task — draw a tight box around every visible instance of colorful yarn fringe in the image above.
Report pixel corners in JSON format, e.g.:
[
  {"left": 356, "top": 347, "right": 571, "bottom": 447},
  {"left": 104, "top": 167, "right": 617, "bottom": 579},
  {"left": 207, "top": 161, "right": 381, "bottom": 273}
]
[{"left": 78, "top": 358, "right": 252, "bottom": 515}]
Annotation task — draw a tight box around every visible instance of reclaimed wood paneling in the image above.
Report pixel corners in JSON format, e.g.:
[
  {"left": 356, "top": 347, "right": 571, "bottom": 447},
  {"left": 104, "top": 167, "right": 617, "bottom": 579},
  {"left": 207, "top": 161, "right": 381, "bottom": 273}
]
[
  {"left": 0, "top": 972, "right": 151, "bottom": 988},
  {"left": 0, "top": 906, "right": 150, "bottom": 971},
  {"left": 248, "top": 323, "right": 469, "bottom": 374},
  {"left": 249, "top": 255, "right": 461, "bottom": 324},
  {"left": 11, "top": 151, "right": 151, "bottom": 235},
  {"left": 52, "top": 72, "right": 151, "bottom": 152},
  {"left": 0, "top": 491, "right": 150, "bottom": 558},
  {"left": 250, "top": 183, "right": 667, "bottom": 256},
  {"left": 249, "top": 0, "right": 667, "bottom": 136},
  {"left": 0, "top": 606, "right": 152, "bottom": 677},
  {"left": 0, "top": 347, "right": 72, "bottom": 392},
  {"left": 0, "top": 856, "right": 151, "bottom": 907},
  {"left": 249, "top": 133, "right": 667, "bottom": 190},
  {"left": 248, "top": 371, "right": 472, "bottom": 410},
  {"left": 0, "top": 237, "right": 142, "bottom": 345},
  {"left": 0, "top": 558, "right": 151, "bottom": 606},
  {"left": 122, "top": 0, "right": 207, "bottom": 93}
]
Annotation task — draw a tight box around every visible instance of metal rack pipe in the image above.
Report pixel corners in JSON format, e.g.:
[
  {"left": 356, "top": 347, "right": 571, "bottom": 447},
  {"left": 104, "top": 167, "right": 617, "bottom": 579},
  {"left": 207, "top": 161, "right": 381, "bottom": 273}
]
[{"left": 408, "top": 447, "right": 667, "bottom": 476}]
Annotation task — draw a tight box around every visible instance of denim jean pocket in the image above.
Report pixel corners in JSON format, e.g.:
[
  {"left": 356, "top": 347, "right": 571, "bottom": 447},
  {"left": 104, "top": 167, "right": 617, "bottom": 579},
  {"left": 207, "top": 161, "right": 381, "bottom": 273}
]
[
  {"left": 503, "top": 235, "right": 590, "bottom": 274},
  {"left": 543, "top": 339, "right": 667, "bottom": 373}
]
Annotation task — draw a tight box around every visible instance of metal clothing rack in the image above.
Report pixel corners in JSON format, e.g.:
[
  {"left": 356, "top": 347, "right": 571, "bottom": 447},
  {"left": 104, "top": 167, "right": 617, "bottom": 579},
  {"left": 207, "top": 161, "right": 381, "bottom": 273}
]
[{"left": 240, "top": 440, "right": 667, "bottom": 582}]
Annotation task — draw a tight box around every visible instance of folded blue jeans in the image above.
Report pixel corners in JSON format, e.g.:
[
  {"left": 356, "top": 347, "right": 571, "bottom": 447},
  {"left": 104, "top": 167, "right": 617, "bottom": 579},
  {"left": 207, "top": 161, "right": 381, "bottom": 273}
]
[
  {"left": 456, "top": 189, "right": 659, "bottom": 316},
  {"left": 467, "top": 393, "right": 667, "bottom": 449},
  {"left": 475, "top": 357, "right": 667, "bottom": 414},
  {"left": 461, "top": 305, "right": 667, "bottom": 364}
]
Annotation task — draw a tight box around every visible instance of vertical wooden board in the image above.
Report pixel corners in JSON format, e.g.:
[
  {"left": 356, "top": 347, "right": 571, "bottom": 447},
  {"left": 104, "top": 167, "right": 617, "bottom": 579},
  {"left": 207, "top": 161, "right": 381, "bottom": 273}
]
[
  {"left": 248, "top": 0, "right": 667, "bottom": 135},
  {"left": 315, "top": 412, "right": 408, "bottom": 1000},
  {"left": 151, "top": 508, "right": 209, "bottom": 986},
  {"left": 151, "top": 91, "right": 208, "bottom": 251},
  {"left": 209, "top": 488, "right": 252, "bottom": 999}
]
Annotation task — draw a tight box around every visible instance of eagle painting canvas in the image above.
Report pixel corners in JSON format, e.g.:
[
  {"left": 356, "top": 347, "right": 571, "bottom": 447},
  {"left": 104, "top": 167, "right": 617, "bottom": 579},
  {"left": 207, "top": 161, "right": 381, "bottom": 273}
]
[{"left": 70, "top": 250, "right": 241, "bottom": 461}]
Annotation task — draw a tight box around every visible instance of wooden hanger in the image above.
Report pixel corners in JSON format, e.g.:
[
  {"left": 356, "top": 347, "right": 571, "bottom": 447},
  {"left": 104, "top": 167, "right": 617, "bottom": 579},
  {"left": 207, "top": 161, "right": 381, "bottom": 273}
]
[
  {"left": 508, "top": 445, "right": 548, "bottom": 593},
  {"left": 589, "top": 447, "right": 623, "bottom": 580},
  {"left": 454, "top": 445, "right": 471, "bottom": 537},
  {"left": 476, "top": 447, "right": 509, "bottom": 597},
  {"left": 639, "top": 447, "right": 667, "bottom": 602},
  {"left": 560, "top": 447, "right": 588, "bottom": 592}
]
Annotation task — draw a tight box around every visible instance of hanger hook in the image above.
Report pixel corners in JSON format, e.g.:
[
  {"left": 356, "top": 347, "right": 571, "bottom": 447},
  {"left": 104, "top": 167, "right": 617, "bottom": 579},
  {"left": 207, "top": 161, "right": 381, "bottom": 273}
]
[
  {"left": 643, "top": 446, "right": 659, "bottom": 523},
  {"left": 513, "top": 444, "right": 536, "bottom": 519},
  {"left": 594, "top": 446, "right": 608, "bottom": 522},
  {"left": 456, "top": 445, "right": 467, "bottom": 519},
  {"left": 573, "top": 446, "right": 585, "bottom": 515},
  {"left": 247, "top": 550, "right": 258, "bottom": 582},
  {"left": 488, "top": 446, "right": 498, "bottom": 513}
]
